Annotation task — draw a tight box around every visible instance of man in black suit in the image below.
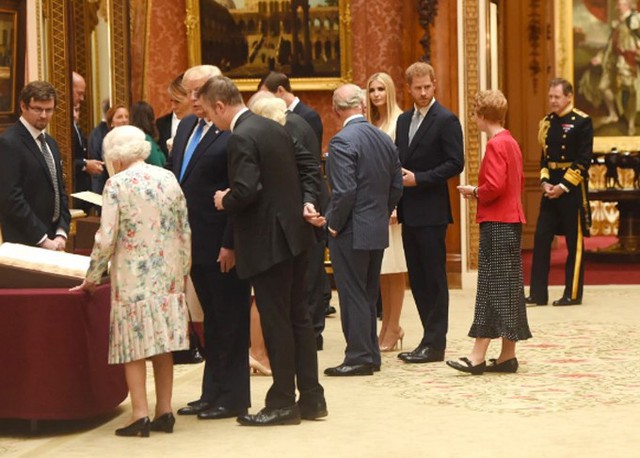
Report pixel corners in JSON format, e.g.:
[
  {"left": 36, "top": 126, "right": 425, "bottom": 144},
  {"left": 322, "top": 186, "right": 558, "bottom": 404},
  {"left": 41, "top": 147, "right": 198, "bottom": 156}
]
[
  {"left": 324, "top": 84, "right": 403, "bottom": 376},
  {"left": 156, "top": 73, "right": 192, "bottom": 159},
  {"left": 169, "top": 65, "right": 252, "bottom": 421},
  {"left": 259, "top": 71, "right": 333, "bottom": 338},
  {"left": 207, "top": 76, "right": 327, "bottom": 426},
  {"left": 395, "top": 62, "right": 464, "bottom": 364},
  {"left": 0, "top": 81, "right": 70, "bottom": 250}
]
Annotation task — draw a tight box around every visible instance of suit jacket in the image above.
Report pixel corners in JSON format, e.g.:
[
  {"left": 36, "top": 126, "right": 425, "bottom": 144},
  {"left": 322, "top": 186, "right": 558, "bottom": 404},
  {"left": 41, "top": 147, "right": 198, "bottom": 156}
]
[
  {"left": 169, "top": 114, "right": 233, "bottom": 265},
  {"left": 222, "top": 111, "right": 317, "bottom": 279},
  {"left": 395, "top": 101, "right": 464, "bottom": 227},
  {"left": 72, "top": 123, "right": 91, "bottom": 194},
  {"left": 88, "top": 121, "right": 110, "bottom": 194},
  {"left": 292, "top": 100, "right": 323, "bottom": 147},
  {"left": 0, "top": 121, "right": 71, "bottom": 245},
  {"left": 326, "top": 116, "right": 403, "bottom": 250},
  {"left": 156, "top": 112, "right": 173, "bottom": 159}
]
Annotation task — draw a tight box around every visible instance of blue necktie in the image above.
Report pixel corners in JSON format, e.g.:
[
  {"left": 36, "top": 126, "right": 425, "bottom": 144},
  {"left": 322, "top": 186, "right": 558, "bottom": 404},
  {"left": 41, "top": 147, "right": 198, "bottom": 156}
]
[{"left": 180, "top": 119, "right": 206, "bottom": 180}]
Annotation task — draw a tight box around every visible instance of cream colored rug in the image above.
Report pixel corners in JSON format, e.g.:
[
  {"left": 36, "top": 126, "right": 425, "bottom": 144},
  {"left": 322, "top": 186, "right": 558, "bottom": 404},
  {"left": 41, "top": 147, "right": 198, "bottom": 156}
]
[{"left": 1, "top": 285, "right": 639, "bottom": 457}]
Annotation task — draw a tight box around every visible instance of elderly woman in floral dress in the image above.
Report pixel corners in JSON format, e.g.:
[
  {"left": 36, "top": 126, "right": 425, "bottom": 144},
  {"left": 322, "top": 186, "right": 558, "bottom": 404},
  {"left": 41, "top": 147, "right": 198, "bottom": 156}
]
[{"left": 72, "top": 125, "right": 191, "bottom": 437}]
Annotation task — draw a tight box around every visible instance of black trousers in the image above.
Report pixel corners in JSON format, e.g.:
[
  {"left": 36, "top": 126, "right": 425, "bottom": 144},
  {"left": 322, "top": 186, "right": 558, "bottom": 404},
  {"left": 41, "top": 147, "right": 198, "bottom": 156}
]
[
  {"left": 251, "top": 251, "right": 324, "bottom": 409},
  {"left": 190, "top": 263, "right": 251, "bottom": 410},
  {"left": 305, "top": 239, "right": 329, "bottom": 339},
  {"left": 402, "top": 224, "right": 449, "bottom": 350},
  {"left": 530, "top": 194, "right": 585, "bottom": 302}
]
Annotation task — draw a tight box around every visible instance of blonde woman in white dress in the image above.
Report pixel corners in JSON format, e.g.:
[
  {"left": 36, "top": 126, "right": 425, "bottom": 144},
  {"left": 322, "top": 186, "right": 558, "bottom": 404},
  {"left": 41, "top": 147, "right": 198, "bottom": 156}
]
[{"left": 366, "top": 72, "right": 407, "bottom": 351}]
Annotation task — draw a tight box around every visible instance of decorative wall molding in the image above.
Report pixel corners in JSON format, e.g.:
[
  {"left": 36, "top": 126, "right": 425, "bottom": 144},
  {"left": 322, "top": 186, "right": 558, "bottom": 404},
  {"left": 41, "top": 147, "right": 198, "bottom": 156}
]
[
  {"left": 109, "top": 0, "right": 130, "bottom": 106},
  {"left": 44, "top": 0, "right": 73, "bottom": 195},
  {"left": 527, "top": 0, "right": 542, "bottom": 94},
  {"left": 418, "top": 0, "right": 439, "bottom": 62},
  {"left": 462, "top": 0, "right": 480, "bottom": 269}
]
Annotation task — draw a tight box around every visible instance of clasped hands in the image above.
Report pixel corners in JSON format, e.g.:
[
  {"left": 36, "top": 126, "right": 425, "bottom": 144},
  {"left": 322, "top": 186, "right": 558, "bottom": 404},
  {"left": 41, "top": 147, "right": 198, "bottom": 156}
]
[
  {"left": 457, "top": 185, "right": 476, "bottom": 199},
  {"left": 40, "top": 235, "right": 67, "bottom": 251},
  {"left": 542, "top": 182, "right": 565, "bottom": 199}
]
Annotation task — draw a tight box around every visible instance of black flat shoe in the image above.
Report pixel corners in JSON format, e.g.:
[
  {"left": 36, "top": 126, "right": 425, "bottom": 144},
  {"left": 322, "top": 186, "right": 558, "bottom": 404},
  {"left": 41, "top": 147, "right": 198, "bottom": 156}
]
[
  {"left": 150, "top": 412, "right": 175, "bottom": 433},
  {"left": 446, "top": 357, "right": 486, "bottom": 375},
  {"left": 484, "top": 358, "right": 519, "bottom": 373},
  {"left": 525, "top": 296, "right": 547, "bottom": 306},
  {"left": 115, "top": 417, "right": 151, "bottom": 437},
  {"left": 552, "top": 296, "right": 581, "bottom": 306},
  {"left": 237, "top": 405, "right": 301, "bottom": 426}
]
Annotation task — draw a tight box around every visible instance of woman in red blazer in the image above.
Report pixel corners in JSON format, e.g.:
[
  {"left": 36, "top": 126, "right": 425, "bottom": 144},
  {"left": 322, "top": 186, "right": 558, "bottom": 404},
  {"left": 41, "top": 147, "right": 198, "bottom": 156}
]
[{"left": 448, "top": 90, "right": 532, "bottom": 375}]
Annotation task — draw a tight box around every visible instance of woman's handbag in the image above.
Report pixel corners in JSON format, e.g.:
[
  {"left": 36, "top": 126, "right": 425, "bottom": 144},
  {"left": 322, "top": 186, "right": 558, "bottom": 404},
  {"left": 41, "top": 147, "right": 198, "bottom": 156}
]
[{"left": 173, "top": 310, "right": 204, "bottom": 365}]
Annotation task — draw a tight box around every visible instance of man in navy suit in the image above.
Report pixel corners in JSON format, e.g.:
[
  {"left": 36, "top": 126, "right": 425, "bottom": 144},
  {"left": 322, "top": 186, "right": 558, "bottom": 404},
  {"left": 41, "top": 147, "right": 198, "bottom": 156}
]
[
  {"left": 395, "top": 62, "right": 464, "bottom": 364},
  {"left": 169, "top": 65, "right": 252, "bottom": 421},
  {"left": 207, "top": 75, "right": 326, "bottom": 427},
  {"left": 323, "top": 84, "right": 403, "bottom": 376},
  {"left": 0, "top": 81, "right": 70, "bottom": 250}
]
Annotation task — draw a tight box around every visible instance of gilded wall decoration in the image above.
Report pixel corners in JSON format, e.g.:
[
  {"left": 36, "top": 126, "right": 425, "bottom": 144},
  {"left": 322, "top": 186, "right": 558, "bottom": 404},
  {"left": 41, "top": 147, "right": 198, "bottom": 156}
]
[{"left": 418, "top": 0, "right": 438, "bottom": 63}]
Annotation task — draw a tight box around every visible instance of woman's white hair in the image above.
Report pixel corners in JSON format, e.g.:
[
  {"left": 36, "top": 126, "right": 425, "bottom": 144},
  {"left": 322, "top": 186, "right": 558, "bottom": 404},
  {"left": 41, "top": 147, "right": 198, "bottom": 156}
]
[
  {"left": 250, "top": 96, "right": 287, "bottom": 126},
  {"left": 103, "top": 125, "right": 151, "bottom": 165}
]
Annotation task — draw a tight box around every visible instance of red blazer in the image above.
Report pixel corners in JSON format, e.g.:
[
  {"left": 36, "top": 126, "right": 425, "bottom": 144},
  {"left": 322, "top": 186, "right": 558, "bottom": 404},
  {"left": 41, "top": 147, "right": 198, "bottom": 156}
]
[{"left": 476, "top": 130, "right": 526, "bottom": 224}]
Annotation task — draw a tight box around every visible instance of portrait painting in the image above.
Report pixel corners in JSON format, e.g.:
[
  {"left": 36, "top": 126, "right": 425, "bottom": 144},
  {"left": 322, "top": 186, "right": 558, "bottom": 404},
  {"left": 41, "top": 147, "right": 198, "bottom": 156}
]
[
  {"left": 0, "top": 10, "right": 16, "bottom": 115},
  {"left": 572, "top": 0, "right": 640, "bottom": 148},
  {"left": 186, "top": 0, "right": 352, "bottom": 90}
]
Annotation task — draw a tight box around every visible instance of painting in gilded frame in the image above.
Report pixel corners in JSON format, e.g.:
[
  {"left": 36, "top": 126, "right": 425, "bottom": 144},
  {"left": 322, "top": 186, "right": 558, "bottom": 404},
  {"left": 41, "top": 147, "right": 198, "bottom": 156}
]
[
  {"left": 186, "top": 0, "right": 352, "bottom": 91},
  {"left": 565, "top": 0, "right": 640, "bottom": 152}
]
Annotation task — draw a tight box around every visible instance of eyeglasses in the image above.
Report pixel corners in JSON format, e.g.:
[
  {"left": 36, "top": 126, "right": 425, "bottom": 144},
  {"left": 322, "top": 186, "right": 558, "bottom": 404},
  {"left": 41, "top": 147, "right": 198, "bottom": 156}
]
[{"left": 28, "top": 105, "right": 55, "bottom": 115}]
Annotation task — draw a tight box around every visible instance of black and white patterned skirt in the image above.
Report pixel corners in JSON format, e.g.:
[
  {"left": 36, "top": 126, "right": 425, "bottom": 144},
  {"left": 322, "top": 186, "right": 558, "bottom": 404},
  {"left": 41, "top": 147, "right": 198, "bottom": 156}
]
[{"left": 469, "top": 222, "right": 532, "bottom": 341}]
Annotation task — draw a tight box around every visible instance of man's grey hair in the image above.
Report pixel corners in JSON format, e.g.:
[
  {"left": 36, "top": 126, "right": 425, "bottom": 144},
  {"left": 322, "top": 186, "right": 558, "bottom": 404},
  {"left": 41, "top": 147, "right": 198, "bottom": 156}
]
[{"left": 333, "top": 84, "right": 364, "bottom": 111}]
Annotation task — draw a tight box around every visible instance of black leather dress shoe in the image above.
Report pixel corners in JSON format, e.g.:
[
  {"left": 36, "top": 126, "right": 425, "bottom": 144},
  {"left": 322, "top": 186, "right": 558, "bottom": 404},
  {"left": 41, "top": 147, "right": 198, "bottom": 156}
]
[
  {"left": 150, "top": 412, "right": 175, "bottom": 433},
  {"left": 198, "top": 406, "right": 247, "bottom": 420},
  {"left": 324, "top": 363, "right": 374, "bottom": 376},
  {"left": 552, "top": 296, "right": 581, "bottom": 306},
  {"left": 177, "top": 400, "right": 211, "bottom": 415},
  {"left": 401, "top": 347, "right": 445, "bottom": 364},
  {"left": 298, "top": 398, "right": 328, "bottom": 420},
  {"left": 237, "top": 405, "right": 301, "bottom": 426},
  {"left": 525, "top": 296, "right": 547, "bottom": 306},
  {"left": 484, "top": 357, "right": 519, "bottom": 373},
  {"left": 446, "top": 357, "right": 486, "bottom": 375}
]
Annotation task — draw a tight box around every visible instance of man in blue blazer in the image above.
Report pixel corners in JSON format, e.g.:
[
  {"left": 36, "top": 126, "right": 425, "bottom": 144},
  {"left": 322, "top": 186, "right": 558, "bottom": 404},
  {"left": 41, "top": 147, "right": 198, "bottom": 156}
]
[
  {"left": 0, "top": 81, "right": 70, "bottom": 249},
  {"left": 395, "top": 62, "right": 464, "bottom": 364},
  {"left": 324, "top": 84, "right": 403, "bottom": 376},
  {"left": 169, "top": 66, "right": 251, "bottom": 421}
]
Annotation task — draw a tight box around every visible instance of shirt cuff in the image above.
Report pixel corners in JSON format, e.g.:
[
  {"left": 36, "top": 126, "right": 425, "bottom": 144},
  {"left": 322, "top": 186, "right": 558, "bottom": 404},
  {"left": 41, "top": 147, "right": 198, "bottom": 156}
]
[
  {"left": 559, "top": 183, "right": 570, "bottom": 193},
  {"left": 55, "top": 229, "right": 68, "bottom": 239}
]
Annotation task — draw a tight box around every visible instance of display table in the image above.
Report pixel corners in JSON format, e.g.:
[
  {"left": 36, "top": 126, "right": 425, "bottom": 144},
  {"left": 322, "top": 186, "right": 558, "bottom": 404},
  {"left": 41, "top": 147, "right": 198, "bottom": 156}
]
[
  {"left": 587, "top": 189, "right": 640, "bottom": 263},
  {"left": 0, "top": 284, "right": 127, "bottom": 420}
]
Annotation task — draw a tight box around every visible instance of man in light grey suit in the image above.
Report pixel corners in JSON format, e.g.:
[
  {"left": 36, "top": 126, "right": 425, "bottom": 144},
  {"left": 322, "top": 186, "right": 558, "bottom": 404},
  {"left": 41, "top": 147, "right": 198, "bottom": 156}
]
[{"left": 324, "top": 84, "right": 403, "bottom": 376}]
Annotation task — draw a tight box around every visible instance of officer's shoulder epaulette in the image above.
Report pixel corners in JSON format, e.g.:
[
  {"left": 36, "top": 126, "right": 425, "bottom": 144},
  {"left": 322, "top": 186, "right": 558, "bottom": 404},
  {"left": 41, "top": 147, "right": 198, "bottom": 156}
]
[{"left": 572, "top": 108, "right": 589, "bottom": 118}]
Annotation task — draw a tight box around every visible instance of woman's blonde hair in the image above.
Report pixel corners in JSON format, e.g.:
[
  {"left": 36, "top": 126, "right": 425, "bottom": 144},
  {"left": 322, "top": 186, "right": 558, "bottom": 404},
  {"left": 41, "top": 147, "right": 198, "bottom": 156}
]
[
  {"left": 473, "top": 89, "right": 508, "bottom": 125},
  {"left": 250, "top": 96, "right": 287, "bottom": 126},
  {"left": 366, "top": 72, "right": 403, "bottom": 136}
]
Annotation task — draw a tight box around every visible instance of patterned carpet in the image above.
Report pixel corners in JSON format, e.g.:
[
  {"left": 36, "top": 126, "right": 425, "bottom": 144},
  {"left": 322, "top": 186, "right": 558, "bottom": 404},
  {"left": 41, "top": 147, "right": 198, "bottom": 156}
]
[{"left": 370, "top": 320, "right": 640, "bottom": 416}]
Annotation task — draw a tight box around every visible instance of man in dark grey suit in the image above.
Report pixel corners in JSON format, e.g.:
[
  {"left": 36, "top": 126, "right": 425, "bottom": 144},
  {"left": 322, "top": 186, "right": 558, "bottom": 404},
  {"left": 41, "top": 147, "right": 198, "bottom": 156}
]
[
  {"left": 396, "top": 62, "right": 464, "bottom": 364},
  {"left": 206, "top": 76, "right": 326, "bottom": 426},
  {"left": 0, "top": 81, "right": 70, "bottom": 250},
  {"left": 324, "top": 84, "right": 403, "bottom": 376}
]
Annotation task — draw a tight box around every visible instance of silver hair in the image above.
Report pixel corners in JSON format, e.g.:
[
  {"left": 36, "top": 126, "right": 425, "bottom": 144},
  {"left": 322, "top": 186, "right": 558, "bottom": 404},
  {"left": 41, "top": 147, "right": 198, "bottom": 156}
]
[
  {"left": 103, "top": 125, "right": 151, "bottom": 165},
  {"left": 333, "top": 84, "right": 364, "bottom": 111},
  {"left": 251, "top": 97, "right": 287, "bottom": 126},
  {"left": 183, "top": 65, "right": 222, "bottom": 83}
]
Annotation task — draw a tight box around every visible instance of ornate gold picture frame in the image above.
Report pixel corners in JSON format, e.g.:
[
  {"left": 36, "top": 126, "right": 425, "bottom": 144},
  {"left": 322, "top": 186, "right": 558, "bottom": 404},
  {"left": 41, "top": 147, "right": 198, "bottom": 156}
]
[
  {"left": 556, "top": 0, "right": 640, "bottom": 152},
  {"left": 186, "top": 0, "right": 352, "bottom": 91}
]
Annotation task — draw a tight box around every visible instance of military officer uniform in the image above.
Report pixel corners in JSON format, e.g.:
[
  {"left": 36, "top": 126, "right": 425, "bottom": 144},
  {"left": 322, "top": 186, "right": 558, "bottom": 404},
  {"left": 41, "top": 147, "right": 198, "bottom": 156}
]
[{"left": 527, "top": 105, "right": 593, "bottom": 305}]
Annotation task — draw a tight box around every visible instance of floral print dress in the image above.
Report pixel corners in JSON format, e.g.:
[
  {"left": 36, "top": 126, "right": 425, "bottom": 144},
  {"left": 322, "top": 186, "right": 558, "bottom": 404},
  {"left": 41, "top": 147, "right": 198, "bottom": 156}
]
[{"left": 85, "top": 162, "right": 191, "bottom": 364}]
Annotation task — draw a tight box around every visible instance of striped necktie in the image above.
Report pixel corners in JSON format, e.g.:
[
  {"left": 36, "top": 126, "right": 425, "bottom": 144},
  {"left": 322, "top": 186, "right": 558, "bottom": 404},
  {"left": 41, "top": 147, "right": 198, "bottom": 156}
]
[{"left": 37, "top": 133, "right": 60, "bottom": 222}]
